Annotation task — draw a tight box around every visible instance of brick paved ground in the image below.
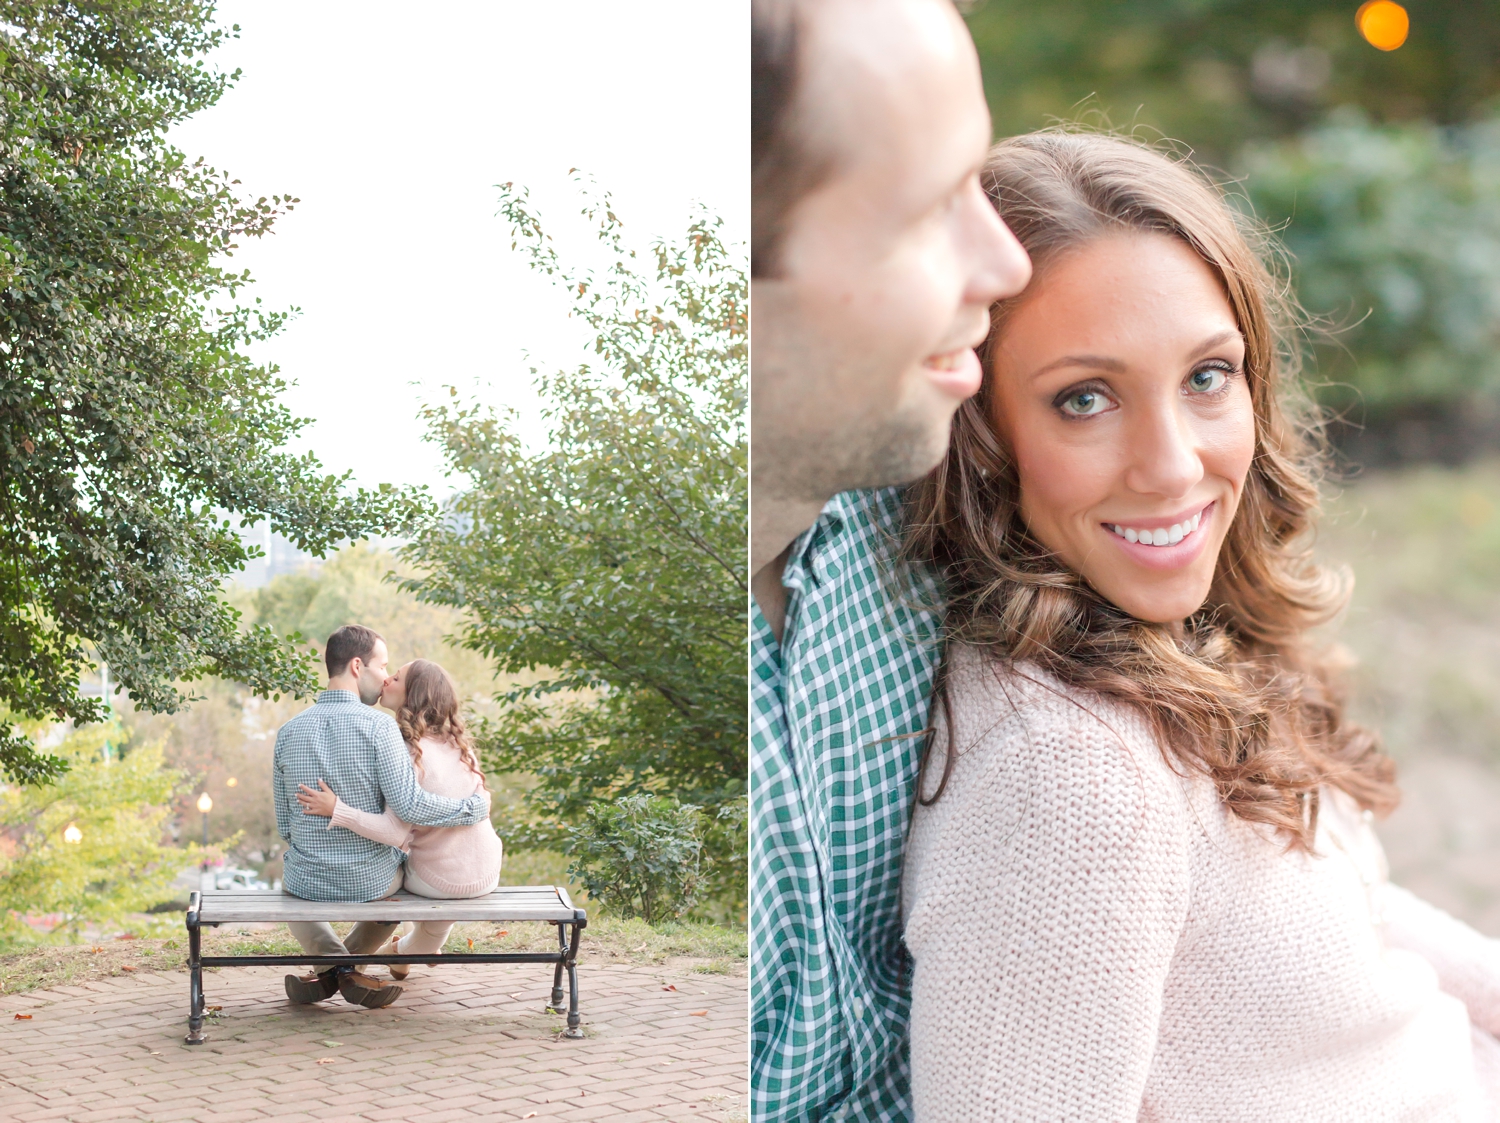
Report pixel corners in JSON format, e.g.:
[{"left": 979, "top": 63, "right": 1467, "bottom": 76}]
[{"left": 0, "top": 957, "right": 746, "bottom": 1122}]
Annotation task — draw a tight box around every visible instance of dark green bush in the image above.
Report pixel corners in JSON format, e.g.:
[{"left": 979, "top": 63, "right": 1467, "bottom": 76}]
[
  {"left": 1241, "top": 111, "right": 1500, "bottom": 416},
  {"left": 566, "top": 794, "right": 706, "bottom": 925}
]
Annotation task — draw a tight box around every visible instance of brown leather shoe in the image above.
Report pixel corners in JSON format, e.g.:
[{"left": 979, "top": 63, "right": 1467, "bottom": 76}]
[
  {"left": 284, "top": 970, "right": 338, "bottom": 1004},
  {"left": 337, "top": 968, "right": 402, "bottom": 1009},
  {"left": 383, "top": 937, "right": 409, "bottom": 981}
]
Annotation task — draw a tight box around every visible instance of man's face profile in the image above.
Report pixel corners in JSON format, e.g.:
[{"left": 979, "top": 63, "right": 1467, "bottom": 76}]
[
  {"left": 354, "top": 639, "right": 389, "bottom": 706},
  {"left": 752, "top": 0, "right": 1031, "bottom": 508}
]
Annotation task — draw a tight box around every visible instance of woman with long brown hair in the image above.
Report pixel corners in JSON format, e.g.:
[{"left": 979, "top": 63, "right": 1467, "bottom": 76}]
[
  {"left": 298, "top": 658, "right": 503, "bottom": 975},
  {"left": 900, "top": 131, "right": 1500, "bottom": 1119}
]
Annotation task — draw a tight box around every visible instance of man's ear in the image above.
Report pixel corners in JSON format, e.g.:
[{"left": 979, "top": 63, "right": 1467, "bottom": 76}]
[{"left": 347, "top": 657, "right": 363, "bottom": 679}]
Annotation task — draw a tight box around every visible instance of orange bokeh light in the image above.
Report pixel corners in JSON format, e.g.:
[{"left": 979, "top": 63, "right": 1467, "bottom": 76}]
[{"left": 1357, "top": 0, "right": 1409, "bottom": 51}]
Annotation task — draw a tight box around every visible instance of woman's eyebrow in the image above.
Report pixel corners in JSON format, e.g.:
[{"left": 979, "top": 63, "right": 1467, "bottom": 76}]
[
  {"left": 1028, "top": 353, "right": 1126, "bottom": 381},
  {"left": 1193, "top": 328, "right": 1244, "bottom": 353},
  {"left": 1027, "top": 329, "right": 1245, "bottom": 382}
]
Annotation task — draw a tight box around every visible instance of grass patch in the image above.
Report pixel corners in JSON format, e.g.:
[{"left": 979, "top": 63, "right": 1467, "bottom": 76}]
[{"left": 0, "top": 914, "right": 744, "bottom": 997}]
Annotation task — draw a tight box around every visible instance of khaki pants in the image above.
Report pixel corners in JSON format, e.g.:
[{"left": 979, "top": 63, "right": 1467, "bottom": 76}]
[{"left": 287, "top": 868, "right": 404, "bottom": 967}]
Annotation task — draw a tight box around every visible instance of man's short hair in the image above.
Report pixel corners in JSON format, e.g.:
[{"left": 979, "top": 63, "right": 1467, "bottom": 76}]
[
  {"left": 753, "top": 0, "right": 832, "bottom": 278},
  {"left": 325, "top": 624, "right": 383, "bottom": 679}
]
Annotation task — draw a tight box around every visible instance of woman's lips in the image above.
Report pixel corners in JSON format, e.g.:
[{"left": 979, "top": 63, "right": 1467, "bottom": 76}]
[
  {"left": 1101, "top": 502, "right": 1216, "bottom": 571},
  {"left": 921, "top": 347, "right": 982, "bottom": 399}
]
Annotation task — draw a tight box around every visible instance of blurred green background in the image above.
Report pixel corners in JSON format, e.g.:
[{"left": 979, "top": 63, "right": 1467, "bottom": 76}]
[
  {"left": 967, "top": 0, "right": 1500, "bottom": 457},
  {"left": 964, "top": 0, "right": 1500, "bottom": 932}
]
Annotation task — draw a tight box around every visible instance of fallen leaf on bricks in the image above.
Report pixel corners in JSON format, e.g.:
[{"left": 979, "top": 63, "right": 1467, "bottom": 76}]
[
  {"left": 13, "top": 1013, "right": 31, "bottom": 1020},
  {"left": 321, "top": 1040, "right": 341, "bottom": 1047},
  {"left": 120, "top": 965, "right": 137, "bottom": 972},
  {"left": 206, "top": 1005, "right": 222, "bottom": 1012},
  {"left": 689, "top": 1010, "right": 707, "bottom": 1017},
  {"left": 523, "top": 1114, "right": 538, "bottom": 1120},
  {"left": 316, "top": 1057, "right": 336, "bottom": 1065},
  {"left": 662, "top": 984, "right": 677, "bottom": 991}
]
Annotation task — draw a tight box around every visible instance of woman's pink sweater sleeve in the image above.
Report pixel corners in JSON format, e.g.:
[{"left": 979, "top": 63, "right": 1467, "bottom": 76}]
[
  {"left": 329, "top": 797, "right": 414, "bottom": 852},
  {"left": 1382, "top": 882, "right": 1500, "bottom": 1038}
]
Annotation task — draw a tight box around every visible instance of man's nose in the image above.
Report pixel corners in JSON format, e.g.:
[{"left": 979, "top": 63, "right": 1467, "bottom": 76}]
[{"left": 961, "top": 179, "right": 1032, "bottom": 308}]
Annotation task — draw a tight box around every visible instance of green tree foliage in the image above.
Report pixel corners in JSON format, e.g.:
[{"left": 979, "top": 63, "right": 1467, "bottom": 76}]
[
  {"left": 966, "top": 0, "right": 1500, "bottom": 164},
  {"left": 1242, "top": 112, "right": 1500, "bottom": 413},
  {"left": 0, "top": 2, "right": 429, "bottom": 784},
  {"left": 0, "top": 721, "right": 190, "bottom": 943},
  {"left": 566, "top": 794, "right": 705, "bottom": 925},
  {"left": 400, "top": 183, "right": 747, "bottom": 905}
]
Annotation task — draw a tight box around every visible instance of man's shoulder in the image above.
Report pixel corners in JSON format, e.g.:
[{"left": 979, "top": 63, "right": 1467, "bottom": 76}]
[
  {"left": 809, "top": 485, "right": 943, "bottom": 631},
  {"left": 278, "top": 698, "right": 399, "bottom": 740}
]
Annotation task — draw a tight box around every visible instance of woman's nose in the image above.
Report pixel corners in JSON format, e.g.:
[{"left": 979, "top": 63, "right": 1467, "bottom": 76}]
[{"left": 1123, "top": 401, "right": 1203, "bottom": 500}]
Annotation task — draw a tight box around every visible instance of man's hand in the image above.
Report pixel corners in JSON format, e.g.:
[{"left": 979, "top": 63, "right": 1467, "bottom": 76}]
[{"left": 296, "top": 779, "right": 338, "bottom": 818}]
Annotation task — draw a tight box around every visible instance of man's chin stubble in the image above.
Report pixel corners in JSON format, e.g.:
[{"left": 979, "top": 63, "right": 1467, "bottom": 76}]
[{"left": 763, "top": 409, "right": 951, "bottom": 505}]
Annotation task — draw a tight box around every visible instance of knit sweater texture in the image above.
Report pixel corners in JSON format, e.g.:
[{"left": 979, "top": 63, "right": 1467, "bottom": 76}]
[
  {"left": 328, "top": 735, "right": 502, "bottom": 899},
  {"left": 902, "top": 648, "right": 1500, "bottom": 1122}
]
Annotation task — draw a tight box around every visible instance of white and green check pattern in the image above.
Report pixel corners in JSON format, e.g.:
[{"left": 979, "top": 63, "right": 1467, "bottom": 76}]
[
  {"left": 273, "top": 690, "right": 491, "bottom": 902},
  {"left": 751, "top": 488, "right": 945, "bottom": 1122}
]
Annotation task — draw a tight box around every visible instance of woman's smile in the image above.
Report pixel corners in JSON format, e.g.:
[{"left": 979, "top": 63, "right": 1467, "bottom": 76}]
[{"left": 1101, "top": 501, "right": 1215, "bottom": 570}]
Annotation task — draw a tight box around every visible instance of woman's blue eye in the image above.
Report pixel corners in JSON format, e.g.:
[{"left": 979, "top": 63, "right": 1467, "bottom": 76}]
[
  {"left": 1188, "top": 367, "right": 1229, "bottom": 394},
  {"left": 1061, "top": 390, "right": 1109, "bottom": 416}
]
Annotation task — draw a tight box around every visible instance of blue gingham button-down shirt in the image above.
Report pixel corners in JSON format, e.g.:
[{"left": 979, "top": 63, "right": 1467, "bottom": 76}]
[
  {"left": 751, "top": 487, "right": 945, "bottom": 1122},
  {"left": 273, "top": 690, "right": 491, "bottom": 902}
]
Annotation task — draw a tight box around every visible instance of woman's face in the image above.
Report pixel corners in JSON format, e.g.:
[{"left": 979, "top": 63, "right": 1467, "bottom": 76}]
[
  {"left": 989, "top": 231, "right": 1258, "bottom": 624},
  {"left": 379, "top": 662, "right": 411, "bottom": 712}
]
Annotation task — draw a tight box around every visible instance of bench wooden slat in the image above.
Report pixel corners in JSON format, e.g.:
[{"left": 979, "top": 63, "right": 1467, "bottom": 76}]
[{"left": 195, "top": 887, "right": 581, "bottom": 924}]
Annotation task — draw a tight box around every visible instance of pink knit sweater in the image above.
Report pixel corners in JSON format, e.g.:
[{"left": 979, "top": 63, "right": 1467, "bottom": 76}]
[
  {"left": 903, "top": 649, "right": 1500, "bottom": 1122},
  {"left": 328, "top": 736, "right": 503, "bottom": 899}
]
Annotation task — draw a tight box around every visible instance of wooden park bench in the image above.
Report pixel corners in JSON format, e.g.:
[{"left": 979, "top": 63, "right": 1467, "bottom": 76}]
[{"left": 183, "top": 886, "right": 586, "bottom": 1044}]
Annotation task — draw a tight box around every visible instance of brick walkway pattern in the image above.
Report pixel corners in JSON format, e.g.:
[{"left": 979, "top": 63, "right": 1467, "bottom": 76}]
[{"left": 0, "top": 959, "right": 746, "bottom": 1122}]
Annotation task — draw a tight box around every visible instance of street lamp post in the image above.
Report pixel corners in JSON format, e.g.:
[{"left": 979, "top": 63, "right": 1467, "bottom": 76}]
[{"left": 197, "top": 792, "right": 213, "bottom": 890}]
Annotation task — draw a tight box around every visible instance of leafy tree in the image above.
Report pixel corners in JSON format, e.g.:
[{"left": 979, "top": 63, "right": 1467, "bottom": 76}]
[
  {"left": 401, "top": 181, "right": 747, "bottom": 906},
  {"left": 0, "top": 2, "right": 428, "bottom": 783},
  {"left": 966, "top": 0, "right": 1500, "bottom": 164},
  {"left": 0, "top": 721, "right": 193, "bottom": 943}
]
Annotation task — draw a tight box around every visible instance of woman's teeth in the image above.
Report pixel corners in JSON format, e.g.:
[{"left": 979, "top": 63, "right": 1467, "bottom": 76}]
[
  {"left": 924, "top": 350, "right": 964, "bottom": 370},
  {"left": 1109, "top": 510, "right": 1203, "bottom": 547}
]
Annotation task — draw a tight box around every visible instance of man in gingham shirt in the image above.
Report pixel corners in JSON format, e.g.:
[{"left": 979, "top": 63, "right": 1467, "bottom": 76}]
[
  {"left": 751, "top": 0, "right": 1031, "bottom": 1116},
  {"left": 273, "top": 624, "right": 490, "bottom": 1008}
]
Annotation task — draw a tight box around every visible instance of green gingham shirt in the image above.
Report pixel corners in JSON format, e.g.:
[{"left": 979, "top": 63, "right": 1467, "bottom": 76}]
[
  {"left": 751, "top": 488, "right": 945, "bottom": 1122},
  {"left": 273, "top": 690, "right": 491, "bottom": 902}
]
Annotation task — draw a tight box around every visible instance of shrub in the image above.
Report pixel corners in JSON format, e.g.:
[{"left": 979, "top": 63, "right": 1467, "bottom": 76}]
[
  {"left": 1241, "top": 110, "right": 1500, "bottom": 415},
  {"left": 565, "top": 794, "right": 705, "bottom": 925}
]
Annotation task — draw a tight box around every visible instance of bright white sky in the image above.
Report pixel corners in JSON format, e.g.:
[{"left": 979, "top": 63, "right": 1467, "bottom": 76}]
[{"left": 170, "top": 1, "right": 748, "bottom": 503}]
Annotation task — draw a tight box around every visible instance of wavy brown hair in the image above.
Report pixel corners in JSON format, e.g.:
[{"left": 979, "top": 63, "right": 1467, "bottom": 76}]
[
  {"left": 395, "top": 659, "right": 486, "bottom": 791},
  {"left": 906, "top": 130, "right": 1398, "bottom": 850}
]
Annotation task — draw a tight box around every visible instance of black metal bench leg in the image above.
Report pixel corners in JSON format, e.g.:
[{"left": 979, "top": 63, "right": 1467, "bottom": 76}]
[
  {"left": 563, "top": 919, "right": 583, "bottom": 1039},
  {"left": 547, "top": 922, "right": 566, "bottom": 1013},
  {"left": 185, "top": 894, "right": 205, "bottom": 1045}
]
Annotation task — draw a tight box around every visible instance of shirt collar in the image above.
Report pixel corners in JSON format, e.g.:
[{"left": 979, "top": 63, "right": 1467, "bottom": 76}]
[
  {"left": 316, "top": 689, "right": 362, "bottom": 705},
  {"left": 781, "top": 492, "right": 852, "bottom": 596}
]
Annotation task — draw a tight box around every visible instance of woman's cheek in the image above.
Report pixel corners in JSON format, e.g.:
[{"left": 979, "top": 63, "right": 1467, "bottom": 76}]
[{"left": 1199, "top": 387, "right": 1257, "bottom": 499}]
